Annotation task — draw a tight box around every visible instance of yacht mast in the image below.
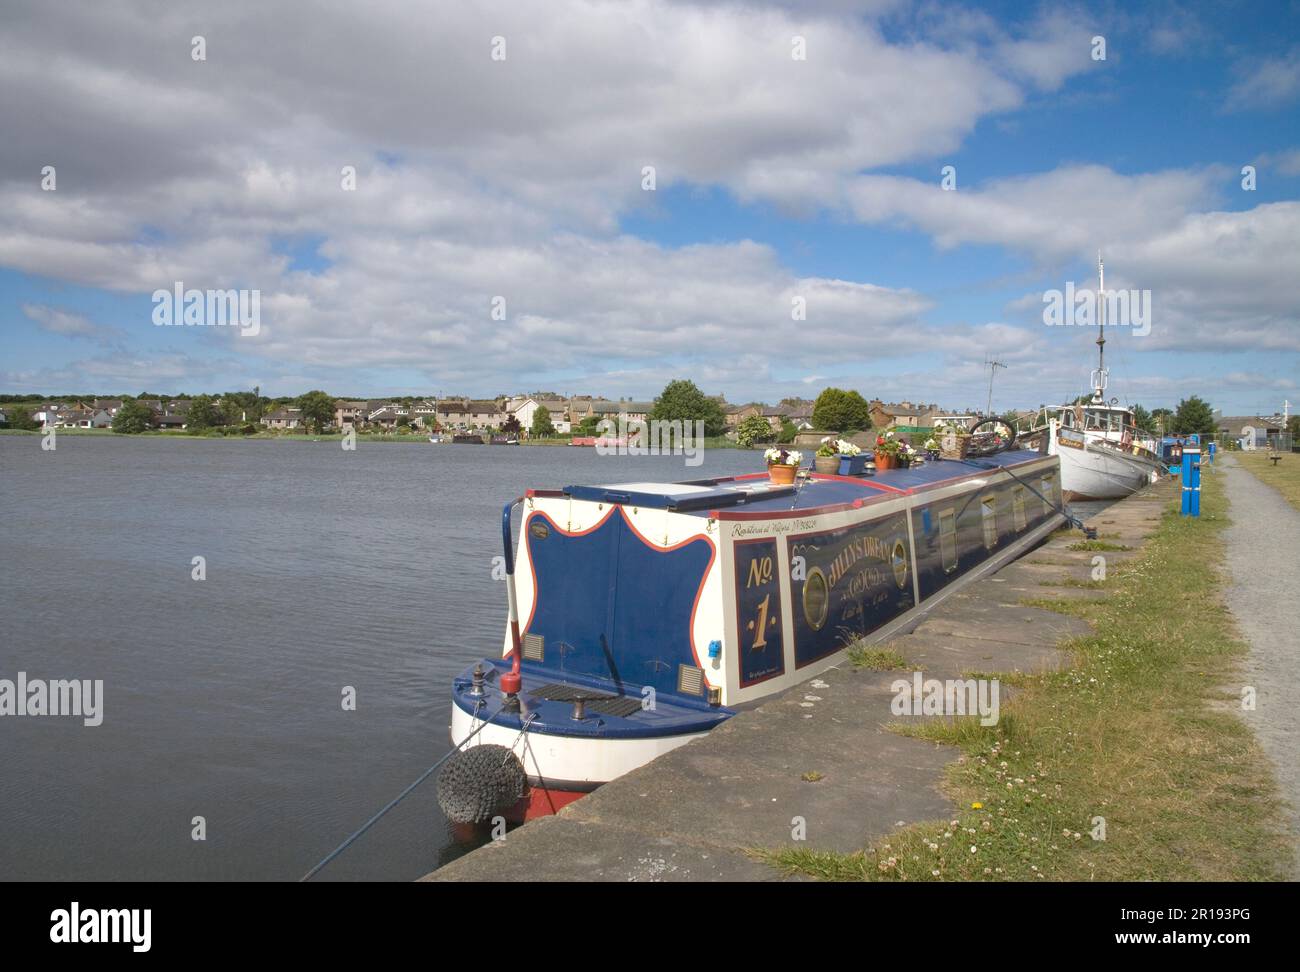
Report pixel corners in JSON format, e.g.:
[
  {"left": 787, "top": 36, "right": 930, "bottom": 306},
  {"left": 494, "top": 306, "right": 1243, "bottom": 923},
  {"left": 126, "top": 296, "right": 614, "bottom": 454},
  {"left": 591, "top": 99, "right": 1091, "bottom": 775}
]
[{"left": 1092, "top": 252, "right": 1107, "bottom": 403}]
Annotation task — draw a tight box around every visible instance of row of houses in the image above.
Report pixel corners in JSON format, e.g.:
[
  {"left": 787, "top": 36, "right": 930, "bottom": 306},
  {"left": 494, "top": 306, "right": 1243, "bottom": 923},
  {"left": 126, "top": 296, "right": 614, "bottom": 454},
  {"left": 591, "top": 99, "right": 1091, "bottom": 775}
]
[
  {"left": 285, "top": 396, "right": 662, "bottom": 435},
  {"left": 725, "top": 398, "right": 978, "bottom": 435},
  {"left": 4, "top": 393, "right": 983, "bottom": 437},
  {"left": 3, "top": 398, "right": 193, "bottom": 429}
]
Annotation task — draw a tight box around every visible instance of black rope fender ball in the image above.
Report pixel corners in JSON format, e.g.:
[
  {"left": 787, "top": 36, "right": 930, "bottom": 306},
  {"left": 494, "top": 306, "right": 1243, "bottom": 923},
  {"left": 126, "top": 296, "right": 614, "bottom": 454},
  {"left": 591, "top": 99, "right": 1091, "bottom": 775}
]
[{"left": 435, "top": 744, "right": 527, "bottom": 824}]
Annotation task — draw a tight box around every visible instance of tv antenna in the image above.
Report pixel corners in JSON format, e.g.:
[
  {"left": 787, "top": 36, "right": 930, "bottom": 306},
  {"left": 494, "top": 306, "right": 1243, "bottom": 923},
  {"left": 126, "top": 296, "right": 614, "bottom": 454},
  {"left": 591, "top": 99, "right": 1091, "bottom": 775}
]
[{"left": 984, "top": 357, "right": 1007, "bottom": 417}]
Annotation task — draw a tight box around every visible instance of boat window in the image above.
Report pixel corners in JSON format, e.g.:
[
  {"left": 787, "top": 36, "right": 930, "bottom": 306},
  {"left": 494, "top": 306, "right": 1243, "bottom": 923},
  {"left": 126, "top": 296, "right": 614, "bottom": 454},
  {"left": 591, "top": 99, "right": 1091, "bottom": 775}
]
[
  {"left": 981, "top": 496, "right": 998, "bottom": 550},
  {"left": 1041, "top": 474, "right": 1055, "bottom": 514},
  {"left": 938, "top": 509, "right": 957, "bottom": 572},
  {"left": 1012, "top": 486, "right": 1027, "bottom": 531}
]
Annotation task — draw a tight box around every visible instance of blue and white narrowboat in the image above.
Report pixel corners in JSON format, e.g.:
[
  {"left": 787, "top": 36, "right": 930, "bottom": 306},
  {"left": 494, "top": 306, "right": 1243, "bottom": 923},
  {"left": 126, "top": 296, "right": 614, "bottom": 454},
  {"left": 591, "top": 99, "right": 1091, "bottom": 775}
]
[{"left": 445, "top": 444, "right": 1064, "bottom": 822}]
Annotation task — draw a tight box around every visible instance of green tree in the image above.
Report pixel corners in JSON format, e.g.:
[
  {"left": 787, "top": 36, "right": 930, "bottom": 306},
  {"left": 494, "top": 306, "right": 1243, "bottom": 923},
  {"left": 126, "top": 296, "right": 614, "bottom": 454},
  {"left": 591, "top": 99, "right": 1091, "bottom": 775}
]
[
  {"left": 296, "top": 390, "right": 335, "bottom": 433},
  {"left": 735, "top": 413, "right": 775, "bottom": 447},
  {"left": 1170, "top": 395, "right": 1216, "bottom": 436},
  {"left": 811, "top": 387, "right": 872, "bottom": 433},
  {"left": 648, "top": 380, "right": 726, "bottom": 437},
  {"left": 222, "top": 391, "right": 266, "bottom": 423},
  {"left": 186, "top": 394, "right": 224, "bottom": 431},
  {"left": 1131, "top": 404, "right": 1158, "bottom": 434},
  {"left": 5, "top": 406, "right": 40, "bottom": 431},
  {"left": 531, "top": 405, "right": 555, "bottom": 437},
  {"left": 778, "top": 418, "right": 798, "bottom": 444},
  {"left": 1150, "top": 407, "right": 1174, "bottom": 434},
  {"left": 112, "top": 398, "right": 155, "bottom": 434}
]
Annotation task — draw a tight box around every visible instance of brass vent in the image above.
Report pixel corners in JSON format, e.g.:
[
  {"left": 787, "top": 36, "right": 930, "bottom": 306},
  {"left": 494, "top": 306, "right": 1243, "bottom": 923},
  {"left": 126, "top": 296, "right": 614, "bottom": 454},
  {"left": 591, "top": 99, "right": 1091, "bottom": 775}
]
[
  {"left": 678, "top": 664, "right": 705, "bottom": 696},
  {"left": 522, "top": 633, "right": 544, "bottom": 661}
]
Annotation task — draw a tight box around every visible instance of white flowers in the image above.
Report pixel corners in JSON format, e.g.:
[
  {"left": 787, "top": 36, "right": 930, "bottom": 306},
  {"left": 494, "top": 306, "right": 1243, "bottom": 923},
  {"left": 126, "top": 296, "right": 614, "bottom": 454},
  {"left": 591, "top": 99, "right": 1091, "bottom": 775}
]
[
  {"left": 836, "top": 439, "right": 861, "bottom": 456},
  {"left": 764, "top": 447, "right": 802, "bottom": 466}
]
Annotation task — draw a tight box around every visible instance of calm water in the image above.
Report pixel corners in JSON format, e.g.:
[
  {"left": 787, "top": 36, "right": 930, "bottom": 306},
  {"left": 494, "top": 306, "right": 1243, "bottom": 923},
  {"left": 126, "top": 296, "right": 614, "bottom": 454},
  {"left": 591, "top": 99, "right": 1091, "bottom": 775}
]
[{"left": 0, "top": 435, "right": 760, "bottom": 881}]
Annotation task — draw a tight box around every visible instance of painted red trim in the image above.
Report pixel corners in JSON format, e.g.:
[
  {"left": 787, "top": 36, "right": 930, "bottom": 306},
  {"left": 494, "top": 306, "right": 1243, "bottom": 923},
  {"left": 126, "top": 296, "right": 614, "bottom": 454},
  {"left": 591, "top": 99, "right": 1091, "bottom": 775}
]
[
  {"left": 518, "top": 506, "right": 718, "bottom": 686},
  {"left": 526, "top": 488, "right": 567, "bottom": 498}
]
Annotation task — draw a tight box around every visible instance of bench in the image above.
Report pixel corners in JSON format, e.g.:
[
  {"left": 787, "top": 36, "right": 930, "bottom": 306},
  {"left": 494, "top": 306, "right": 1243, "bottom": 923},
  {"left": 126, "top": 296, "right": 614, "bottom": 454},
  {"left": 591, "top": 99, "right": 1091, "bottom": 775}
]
[{"left": 1270, "top": 455, "right": 1281, "bottom": 466}]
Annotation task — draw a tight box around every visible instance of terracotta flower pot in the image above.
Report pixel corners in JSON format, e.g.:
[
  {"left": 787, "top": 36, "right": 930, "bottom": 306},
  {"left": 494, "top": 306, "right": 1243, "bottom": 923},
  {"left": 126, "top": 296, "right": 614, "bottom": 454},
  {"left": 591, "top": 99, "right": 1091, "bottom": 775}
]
[
  {"left": 814, "top": 455, "right": 839, "bottom": 475},
  {"left": 874, "top": 451, "right": 894, "bottom": 470},
  {"left": 768, "top": 462, "right": 798, "bottom": 484}
]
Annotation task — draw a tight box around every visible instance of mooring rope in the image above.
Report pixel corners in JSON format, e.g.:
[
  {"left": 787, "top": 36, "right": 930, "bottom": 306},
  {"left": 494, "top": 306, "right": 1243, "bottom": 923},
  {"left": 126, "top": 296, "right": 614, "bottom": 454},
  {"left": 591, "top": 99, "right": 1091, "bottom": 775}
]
[{"left": 299, "top": 698, "right": 502, "bottom": 882}]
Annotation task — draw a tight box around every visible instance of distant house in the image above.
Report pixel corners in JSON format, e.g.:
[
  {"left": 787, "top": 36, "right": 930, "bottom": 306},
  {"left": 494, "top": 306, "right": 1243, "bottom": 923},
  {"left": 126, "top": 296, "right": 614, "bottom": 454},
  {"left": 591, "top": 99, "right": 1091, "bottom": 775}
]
[
  {"left": 333, "top": 400, "right": 369, "bottom": 429},
  {"left": 726, "top": 403, "right": 787, "bottom": 433},
  {"left": 567, "top": 397, "right": 619, "bottom": 426},
  {"left": 436, "top": 399, "right": 506, "bottom": 430},
  {"left": 156, "top": 413, "right": 187, "bottom": 430},
  {"left": 1215, "top": 413, "right": 1287, "bottom": 450},
  {"left": 411, "top": 400, "right": 438, "bottom": 426},
  {"left": 930, "top": 413, "right": 977, "bottom": 431},
  {"left": 367, "top": 405, "right": 408, "bottom": 430},
  {"left": 534, "top": 398, "right": 570, "bottom": 434},
  {"left": 508, "top": 397, "right": 540, "bottom": 434},
  {"left": 869, "top": 399, "right": 939, "bottom": 429},
  {"left": 261, "top": 407, "right": 304, "bottom": 430},
  {"left": 783, "top": 404, "right": 815, "bottom": 431}
]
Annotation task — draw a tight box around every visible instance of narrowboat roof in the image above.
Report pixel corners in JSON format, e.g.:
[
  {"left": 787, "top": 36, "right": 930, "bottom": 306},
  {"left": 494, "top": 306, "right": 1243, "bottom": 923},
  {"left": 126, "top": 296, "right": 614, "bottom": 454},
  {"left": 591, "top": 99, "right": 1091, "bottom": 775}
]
[{"left": 542, "top": 448, "right": 1049, "bottom": 518}]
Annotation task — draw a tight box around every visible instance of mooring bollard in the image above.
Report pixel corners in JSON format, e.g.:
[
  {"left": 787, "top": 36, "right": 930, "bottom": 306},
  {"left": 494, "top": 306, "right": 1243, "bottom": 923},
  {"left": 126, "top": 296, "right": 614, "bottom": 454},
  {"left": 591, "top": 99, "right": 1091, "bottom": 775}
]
[
  {"left": 1181, "top": 445, "right": 1201, "bottom": 517},
  {"left": 1207, "top": 441, "right": 1216, "bottom": 466}
]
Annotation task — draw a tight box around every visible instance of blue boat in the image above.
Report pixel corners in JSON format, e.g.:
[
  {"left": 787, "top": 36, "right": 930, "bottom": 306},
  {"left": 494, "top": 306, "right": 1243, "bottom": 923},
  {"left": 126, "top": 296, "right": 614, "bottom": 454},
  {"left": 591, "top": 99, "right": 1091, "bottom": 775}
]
[{"left": 443, "top": 439, "right": 1064, "bottom": 822}]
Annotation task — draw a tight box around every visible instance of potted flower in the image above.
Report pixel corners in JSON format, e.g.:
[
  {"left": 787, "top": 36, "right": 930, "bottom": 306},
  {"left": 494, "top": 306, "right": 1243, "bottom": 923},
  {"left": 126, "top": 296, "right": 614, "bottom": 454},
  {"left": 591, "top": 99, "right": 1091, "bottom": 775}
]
[
  {"left": 923, "top": 435, "right": 940, "bottom": 461},
  {"left": 836, "top": 439, "right": 867, "bottom": 476},
  {"left": 933, "top": 422, "right": 970, "bottom": 460},
  {"left": 764, "top": 446, "right": 802, "bottom": 484},
  {"left": 897, "top": 441, "right": 917, "bottom": 467},
  {"left": 873, "top": 431, "right": 901, "bottom": 470},
  {"left": 814, "top": 438, "right": 840, "bottom": 475}
]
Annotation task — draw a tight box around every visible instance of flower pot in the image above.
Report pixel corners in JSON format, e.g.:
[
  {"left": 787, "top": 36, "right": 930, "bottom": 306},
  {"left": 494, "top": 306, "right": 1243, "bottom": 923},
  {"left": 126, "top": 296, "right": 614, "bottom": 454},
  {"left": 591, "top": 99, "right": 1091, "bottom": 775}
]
[
  {"left": 873, "top": 451, "right": 895, "bottom": 470},
  {"left": 768, "top": 462, "right": 798, "bottom": 484},
  {"left": 814, "top": 455, "right": 839, "bottom": 474},
  {"left": 838, "top": 454, "right": 868, "bottom": 476}
]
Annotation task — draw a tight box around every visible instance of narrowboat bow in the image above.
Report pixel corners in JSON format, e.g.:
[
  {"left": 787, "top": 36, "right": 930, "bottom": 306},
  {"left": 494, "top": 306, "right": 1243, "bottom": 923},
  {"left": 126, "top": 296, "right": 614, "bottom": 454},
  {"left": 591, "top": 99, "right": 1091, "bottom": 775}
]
[{"left": 443, "top": 446, "right": 1065, "bottom": 823}]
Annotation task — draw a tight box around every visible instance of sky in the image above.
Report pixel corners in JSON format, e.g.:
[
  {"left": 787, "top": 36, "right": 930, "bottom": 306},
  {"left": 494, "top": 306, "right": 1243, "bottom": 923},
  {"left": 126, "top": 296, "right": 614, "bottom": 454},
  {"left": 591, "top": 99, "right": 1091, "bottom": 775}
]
[{"left": 1, "top": 0, "right": 1298, "bottom": 416}]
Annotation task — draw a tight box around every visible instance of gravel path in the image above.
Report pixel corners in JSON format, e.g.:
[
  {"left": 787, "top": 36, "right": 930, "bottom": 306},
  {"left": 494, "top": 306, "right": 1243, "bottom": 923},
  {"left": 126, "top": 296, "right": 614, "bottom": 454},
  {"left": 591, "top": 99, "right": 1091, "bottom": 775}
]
[{"left": 1221, "top": 456, "right": 1300, "bottom": 878}]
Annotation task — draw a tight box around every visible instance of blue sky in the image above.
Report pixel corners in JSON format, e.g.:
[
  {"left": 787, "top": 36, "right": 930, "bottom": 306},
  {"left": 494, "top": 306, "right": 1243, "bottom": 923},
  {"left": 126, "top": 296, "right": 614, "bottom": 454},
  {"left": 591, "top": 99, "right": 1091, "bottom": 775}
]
[{"left": 2, "top": 0, "right": 1298, "bottom": 415}]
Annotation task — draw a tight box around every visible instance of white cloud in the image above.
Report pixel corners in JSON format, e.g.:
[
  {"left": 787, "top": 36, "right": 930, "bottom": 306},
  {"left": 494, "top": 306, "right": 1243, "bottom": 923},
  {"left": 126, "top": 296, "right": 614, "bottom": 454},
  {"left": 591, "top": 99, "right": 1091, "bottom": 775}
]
[{"left": 1225, "top": 47, "right": 1300, "bottom": 111}]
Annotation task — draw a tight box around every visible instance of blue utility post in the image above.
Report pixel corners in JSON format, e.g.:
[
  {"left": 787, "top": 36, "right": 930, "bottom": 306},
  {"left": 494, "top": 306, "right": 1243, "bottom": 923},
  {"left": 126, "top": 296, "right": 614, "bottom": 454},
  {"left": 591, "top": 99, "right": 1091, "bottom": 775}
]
[
  {"left": 1181, "top": 445, "right": 1201, "bottom": 517},
  {"left": 1207, "top": 441, "right": 1216, "bottom": 465}
]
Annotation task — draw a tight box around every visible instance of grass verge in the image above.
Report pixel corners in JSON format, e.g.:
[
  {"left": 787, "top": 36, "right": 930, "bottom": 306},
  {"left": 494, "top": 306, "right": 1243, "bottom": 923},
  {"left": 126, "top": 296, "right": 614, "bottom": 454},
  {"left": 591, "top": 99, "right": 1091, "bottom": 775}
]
[
  {"left": 1235, "top": 451, "right": 1300, "bottom": 512},
  {"left": 760, "top": 474, "right": 1291, "bottom": 881}
]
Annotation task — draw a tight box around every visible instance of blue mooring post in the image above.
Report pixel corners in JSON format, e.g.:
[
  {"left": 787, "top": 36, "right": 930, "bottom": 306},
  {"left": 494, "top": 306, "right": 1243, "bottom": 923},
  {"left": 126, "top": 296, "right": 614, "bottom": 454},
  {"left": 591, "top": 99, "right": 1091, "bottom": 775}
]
[
  {"left": 1181, "top": 445, "right": 1201, "bottom": 517},
  {"left": 1207, "top": 441, "right": 1216, "bottom": 465}
]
